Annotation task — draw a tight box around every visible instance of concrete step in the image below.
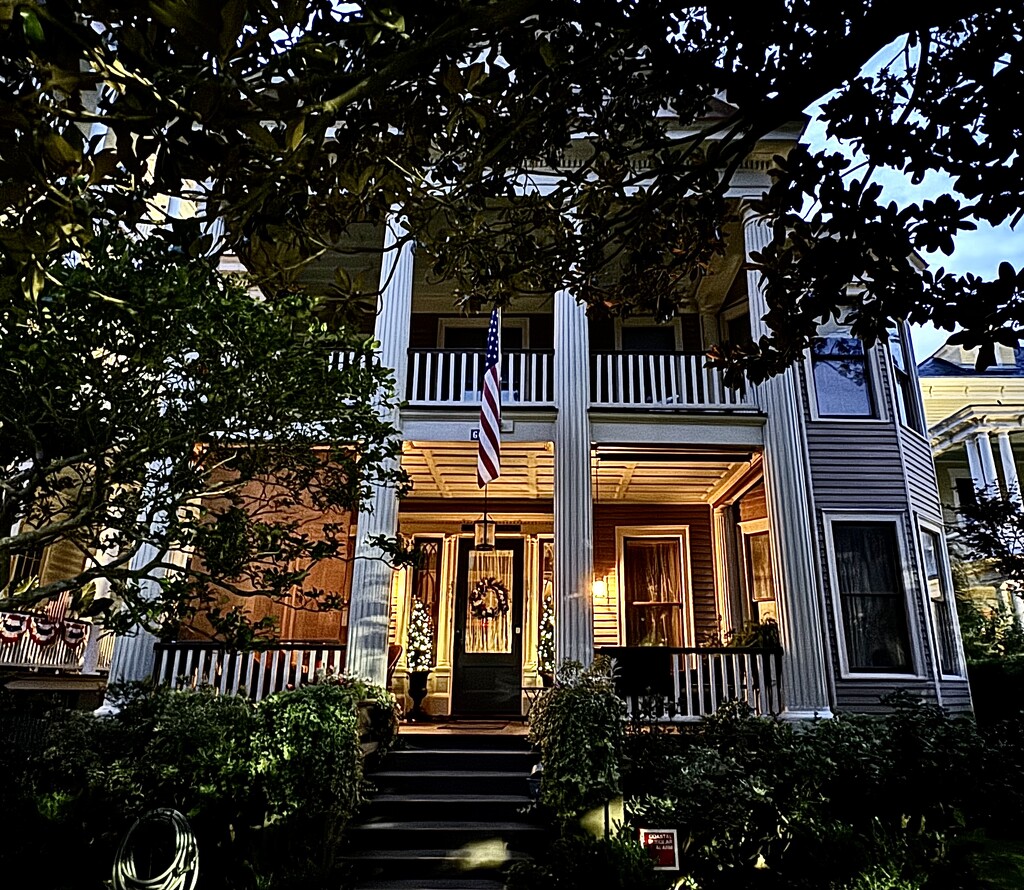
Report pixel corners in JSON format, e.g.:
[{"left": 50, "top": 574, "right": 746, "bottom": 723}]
[
  {"left": 347, "top": 819, "right": 546, "bottom": 852},
  {"left": 364, "top": 793, "right": 532, "bottom": 822},
  {"left": 368, "top": 769, "right": 532, "bottom": 797},
  {"left": 381, "top": 748, "right": 538, "bottom": 773},
  {"left": 340, "top": 846, "right": 530, "bottom": 881}
]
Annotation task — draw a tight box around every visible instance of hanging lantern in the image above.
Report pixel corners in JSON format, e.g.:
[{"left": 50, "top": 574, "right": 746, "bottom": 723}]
[{"left": 474, "top": 514, "right": 495, "bottom": 551}]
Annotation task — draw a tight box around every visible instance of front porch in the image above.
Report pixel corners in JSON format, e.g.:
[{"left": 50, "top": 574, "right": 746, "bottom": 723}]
[{"left": 151, "top": 441, "right": 787, "bottom": 721}]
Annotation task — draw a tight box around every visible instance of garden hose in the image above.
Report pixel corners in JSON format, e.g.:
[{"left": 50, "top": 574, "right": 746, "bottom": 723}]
[{"left": 112, "top": 808, "right": 199, "bottom": 890}]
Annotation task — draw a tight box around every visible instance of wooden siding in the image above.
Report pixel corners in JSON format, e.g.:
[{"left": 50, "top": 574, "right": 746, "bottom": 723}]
[
  {"left": 593, "top": 503, "right": 718, "bottom": 646},
  {"left": 409, "top": 313, "right": 554, "bottom": 350},
  {"left": 901, "top": 427, "right": 944, "bottom": 523}
]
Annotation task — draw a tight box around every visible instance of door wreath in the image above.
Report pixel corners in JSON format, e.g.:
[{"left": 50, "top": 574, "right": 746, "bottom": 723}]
[{"left": 469, "top": 577, "right": 510, "bottom": 620}]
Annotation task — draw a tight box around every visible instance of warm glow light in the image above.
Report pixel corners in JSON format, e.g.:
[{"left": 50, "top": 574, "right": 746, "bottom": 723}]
[{"left": 592, "top": 578, "right": 608, "bottom": 600}]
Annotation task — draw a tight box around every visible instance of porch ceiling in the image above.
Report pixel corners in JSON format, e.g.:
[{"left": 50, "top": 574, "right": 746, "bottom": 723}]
[{"left": 400, "top": 442, "right": 755, "bottom": 504}]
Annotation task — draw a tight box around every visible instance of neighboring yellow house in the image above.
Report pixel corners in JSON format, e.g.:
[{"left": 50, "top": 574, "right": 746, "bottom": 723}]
[{"left": 918, "top": 343, "right": 1024, "bottom": 622}]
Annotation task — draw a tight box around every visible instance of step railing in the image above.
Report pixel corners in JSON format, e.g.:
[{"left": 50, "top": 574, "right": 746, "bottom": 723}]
[
  {"left": 590, "top": 352, "right": 754, "bottom": 410},
  {"left": 598, "top": 645, "right": 784, "bottom": 720},
  {"left": 406, "top": 349, "right": 555, "bottom": 406},
  {"left": 153, "top": 641, "right": 346, "bottom": 702}
]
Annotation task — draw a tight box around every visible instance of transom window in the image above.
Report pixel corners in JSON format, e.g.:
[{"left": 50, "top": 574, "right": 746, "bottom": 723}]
[{"left": 831, "top": 520, "right": 913, "bottom": 674}]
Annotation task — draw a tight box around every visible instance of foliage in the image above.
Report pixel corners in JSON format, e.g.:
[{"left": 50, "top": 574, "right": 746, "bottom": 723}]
[
  {"left": 406, "top": 597, "right": 435, "bottom": 672},
  {"left": 527, "top": 657, "right": 627, "bottom": 824},
  {"left": 955, "top": 593, "right": 1024, "bottom": 663},
  {"left": 0, "top": 682, "right": 398, "bottom": 889},
  {"left": 621, "top": 696, "right": 1016, "bottom": 890},
  {"left": 3, "top": 3, "right": 1024, "bottom": 379},
  {"left": 955, "top": 490, "right": 1024, "bottom": 592},
  {"left": 506, "top": 830, "right": 664, "bottom": 890},
  {"left": 0, "top": 231, "right": 406, "bottom": 644},
  {"left": 312, "top": 669, "right": 402, "bottom": 758}
]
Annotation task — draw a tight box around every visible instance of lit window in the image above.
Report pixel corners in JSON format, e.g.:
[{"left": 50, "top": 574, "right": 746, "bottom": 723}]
[
  {"left": 831, "top": 521, "right": 913, "bottom": 673},
  {"left": 623, "top": 536, "right": 686, "bottom": 647}
]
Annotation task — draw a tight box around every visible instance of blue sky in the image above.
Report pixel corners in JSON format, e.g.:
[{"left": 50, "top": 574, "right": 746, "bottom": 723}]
[{"left": 800, "top": 42, "right": 1022, "bottom": 364}]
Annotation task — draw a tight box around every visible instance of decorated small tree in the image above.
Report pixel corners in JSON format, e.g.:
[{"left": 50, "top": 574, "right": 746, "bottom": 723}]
[
  {"left": 538, "top": 585, "right": 556, "bottom": 684},
  {"left": 406, "top": 598, "right": 434, "bottom": 718}
]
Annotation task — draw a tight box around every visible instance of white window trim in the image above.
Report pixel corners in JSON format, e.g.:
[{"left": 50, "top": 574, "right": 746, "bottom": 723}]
[
  {"left": 915, "top": 517, "right": 966, "bottom": 679},
  {"left": 885, "top": 324, "right": 928, "bottom": 438},
  {"left": 437, "top": 316, "right": 530, "bottom": 349},
  {"left": 615, "top": 526, "right": 694, "bottom": 647},
  {"left": 805, "top": 328, "right": 889, "bottom": 424},
  {"left": 614, "top": 317, "right": 684, "bottom": 352},
  {"left": 821, "top": 511, "right": 927, "bottom": 680}
]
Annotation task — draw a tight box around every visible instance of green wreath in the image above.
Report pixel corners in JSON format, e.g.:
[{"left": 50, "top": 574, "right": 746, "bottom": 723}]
[{"left": 470, "top": 577, "right": 510, "bottom": 620}]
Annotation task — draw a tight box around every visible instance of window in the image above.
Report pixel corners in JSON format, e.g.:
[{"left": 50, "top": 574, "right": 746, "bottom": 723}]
[
  {"left": 830, "top": 521, "right": 914, "bottom": 673},
  {"left": 920, "top": 528, "right": 961, "bottom": 676},
  {"left": 411, "top": 537, "right": 443, "bottom": 663},
  {"left": 810, "top": 318, "right": 876, "bottom": 418},
  {"left": 888, "top": 326, "right": 924, "bottom": 433},
  {"left": 438, "top": 317, "right": 527, "bottom": 350},
  {"left": 622, "top": 536, "right": 687, "bottom": 647}
]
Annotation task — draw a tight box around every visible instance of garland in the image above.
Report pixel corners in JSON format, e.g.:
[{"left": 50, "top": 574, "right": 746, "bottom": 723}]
[
  {"left": 469, "top": 577, "right": 510, "bottom": 621},
  {"left": 0, "top": 613, "right": 90, "bottom": 648}
]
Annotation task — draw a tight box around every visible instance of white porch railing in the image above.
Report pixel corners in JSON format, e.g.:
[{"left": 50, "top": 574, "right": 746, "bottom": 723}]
[
  {"left": 407, "top": 349, "right": 555, "bottom": 406},
  {"left": 599, "top": 646, "right": 784, "bottom": 720},
  {"left": 0, "top": 610, "right": 93, "bottom": 672},
  {"left": 590, "top": 352, "right": 755, "bottom": 410},
  {"left": 153, "top": 641, "right": 346, "bottom": 702}
]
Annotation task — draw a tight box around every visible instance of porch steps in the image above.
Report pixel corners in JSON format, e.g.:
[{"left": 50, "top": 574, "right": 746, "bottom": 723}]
[{"left": 345, "top": 731, "right": 544, "bottom": 890}]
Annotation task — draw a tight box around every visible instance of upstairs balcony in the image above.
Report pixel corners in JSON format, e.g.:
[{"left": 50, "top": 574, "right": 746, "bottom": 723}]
[{"left": 404, "top": 348, "right": 755, "bottom": 411}]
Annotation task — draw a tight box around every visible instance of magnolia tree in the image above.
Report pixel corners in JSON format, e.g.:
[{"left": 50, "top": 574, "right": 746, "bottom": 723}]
[
  {"left": 1, "top": 2, "right": 1023, "bottom": 380},
  {"left": 0, "top": 234, "right": 405, "bottom": 643}
]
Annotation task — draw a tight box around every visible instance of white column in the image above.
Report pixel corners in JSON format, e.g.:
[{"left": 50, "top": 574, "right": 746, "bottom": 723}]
[
  {"left": 553, "top": 288, "right": 594, "bottom": 667},
  {"left": 964, "top": 436, "right": 985, "bottom": 491},
  {"left": 744, "top": 211, "right": 832, "bottom": 718},
  {"left": 997, "top": 431, "right": 1022, "bottom": 504},
  {"left": 346, "top": 217, "right": 414, "bottom": 685},
  {"left": 976, "top": 431, "right": 1000, "bottom": 493}
]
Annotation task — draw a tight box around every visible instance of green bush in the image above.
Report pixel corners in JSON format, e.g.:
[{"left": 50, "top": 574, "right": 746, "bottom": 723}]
[
  {"left": 621, "top": 696, "right": 1019, "bottom": 890},
  {"left": 506, "top": 830, "right": 664, "bottom": 890},
  {"left": 0, "top": 679, "right": 399, "bottom": 890},
  {"left": 528, "top": 657, "right": 627, "bottom": 824}
]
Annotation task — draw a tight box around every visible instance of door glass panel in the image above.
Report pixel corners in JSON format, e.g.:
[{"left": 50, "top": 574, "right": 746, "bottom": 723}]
[
  {"left": 466, "top": 549, "right": 514, "bottom": 653},
  {"left": 623, "top": 537, "right": 685, "bottom": 647}
]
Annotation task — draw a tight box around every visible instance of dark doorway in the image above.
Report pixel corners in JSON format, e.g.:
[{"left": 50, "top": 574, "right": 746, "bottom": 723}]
[{"left": 452, "top": 537, "right": 524, "bottom": 716}]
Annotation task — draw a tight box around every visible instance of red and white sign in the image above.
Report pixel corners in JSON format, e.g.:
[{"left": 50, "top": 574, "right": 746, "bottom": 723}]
[{"left": 638, "top": 828, "right": 680, "bottom": 870}]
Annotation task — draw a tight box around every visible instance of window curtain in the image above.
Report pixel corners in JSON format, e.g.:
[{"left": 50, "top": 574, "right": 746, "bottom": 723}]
[
  {"left": 833, "top": 523, "right": 911, "bottom": 672},
  {"left": 624, "top": 538, "right": 684, "bottom": 647},
  {"left": 466, "top": 549, "right": 514, "bottom": 654}
]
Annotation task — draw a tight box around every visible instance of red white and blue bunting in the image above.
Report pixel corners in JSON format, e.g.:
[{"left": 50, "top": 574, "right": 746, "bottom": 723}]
[{"left": 0, "top": 612, "right": 90, "bottom": 648}]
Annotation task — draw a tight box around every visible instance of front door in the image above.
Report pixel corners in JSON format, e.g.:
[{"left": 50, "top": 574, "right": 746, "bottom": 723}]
[{"left": 452, "top": 537, "right": 524, "bottom": 716}]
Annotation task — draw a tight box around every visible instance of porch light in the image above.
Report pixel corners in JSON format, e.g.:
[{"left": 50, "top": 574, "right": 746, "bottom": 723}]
[
  {"left": 474, "top": 515, "right": 496, "bottom": 550},
  {"left": 592, "top": 576, "right": 608, "bottom": 601}
]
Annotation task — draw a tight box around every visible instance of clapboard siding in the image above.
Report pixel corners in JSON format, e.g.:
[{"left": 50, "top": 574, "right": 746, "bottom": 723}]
[
  {"left": 833, "top": 679, "right": 940, "bottom": 714},
  {"left": 593, "top": 503, "right": 717, "bottom": 645},
  {"left": 939, "top": 680, "right": 974, "bottom": 714},
  {"left": 901, "top": 428, "right": 944, "bottom": 522}
]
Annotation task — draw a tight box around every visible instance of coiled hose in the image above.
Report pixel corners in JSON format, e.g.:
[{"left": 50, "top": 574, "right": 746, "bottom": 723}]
[{"left": 112, "top": 808, "right": 199, "bottom": 890}]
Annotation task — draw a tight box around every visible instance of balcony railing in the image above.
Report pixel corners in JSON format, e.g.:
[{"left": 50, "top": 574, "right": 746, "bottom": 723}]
[
  {"left": 0, "top": 610, "right": 93, "bottom": 672},
  {"left": 599, "top": 646, "right": 784, "bottom": 720},
  {"left": 407, "top": 349, "right": 555, "bottom": 406},
  {"left": 153, "top": 641, "right": 346, "bottom": 702},
  {"left": 590, "top": 352, "right": 755, "bottom": 410}
]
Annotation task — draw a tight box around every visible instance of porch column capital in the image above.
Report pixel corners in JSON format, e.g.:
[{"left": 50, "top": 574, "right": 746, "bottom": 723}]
[
  {"left": 553, "top": 288, "right": 594, "bottom": 667},
  {"left": 347, "top": 215, "right": 415, "bottom": 685},
  {"left": 743, "top": 210, "right": 833, "bottom": 718}
]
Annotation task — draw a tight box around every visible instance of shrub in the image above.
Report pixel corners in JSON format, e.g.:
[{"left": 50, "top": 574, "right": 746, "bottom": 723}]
[
  {"left": 1, "top": 679, "right": 398, "bottom": 890},
  {"left": 506, "top": 830, "right": 664, "bottom": 890},
  {"left": 528, "top": 657, "right": 627, "bottom": 824}
]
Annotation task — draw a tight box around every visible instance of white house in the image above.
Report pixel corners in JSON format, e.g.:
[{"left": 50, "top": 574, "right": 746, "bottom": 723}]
[{"left": 16, "top": 114, "right": 968, "bottom": 721}]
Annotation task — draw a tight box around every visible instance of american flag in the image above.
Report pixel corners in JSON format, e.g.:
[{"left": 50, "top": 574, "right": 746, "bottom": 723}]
[{"left": 477, "top": 308, "right": 502, "bottom": 487}]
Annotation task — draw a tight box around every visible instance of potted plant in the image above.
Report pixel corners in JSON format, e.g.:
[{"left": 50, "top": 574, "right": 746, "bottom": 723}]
[{"left": 406, "top": 598, "right": 434, "bottom": 719}]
